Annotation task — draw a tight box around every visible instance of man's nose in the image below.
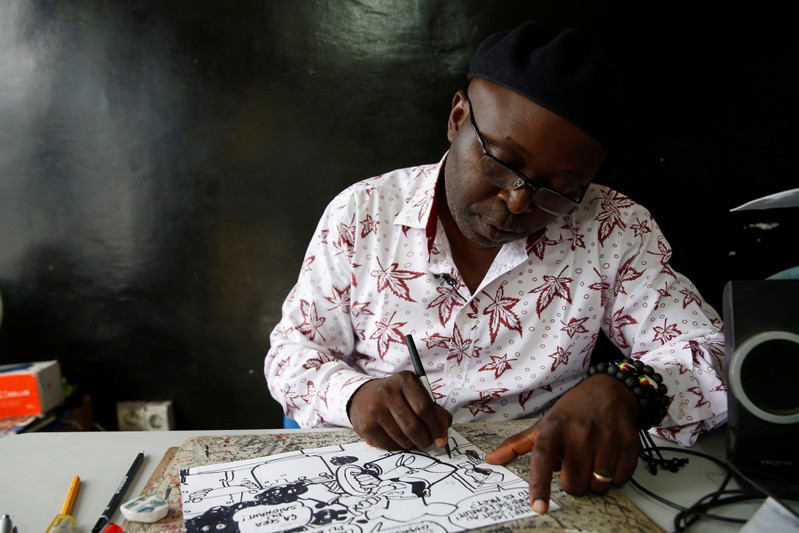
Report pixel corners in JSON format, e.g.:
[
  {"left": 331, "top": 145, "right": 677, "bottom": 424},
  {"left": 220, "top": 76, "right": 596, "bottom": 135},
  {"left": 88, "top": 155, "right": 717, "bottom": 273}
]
[{"left": 499, "top": 187, "right": 534, "bottom": 214}]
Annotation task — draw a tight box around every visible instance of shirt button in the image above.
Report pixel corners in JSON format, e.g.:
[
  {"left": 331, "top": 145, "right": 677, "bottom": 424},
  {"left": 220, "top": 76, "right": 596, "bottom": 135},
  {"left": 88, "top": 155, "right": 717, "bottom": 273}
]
[{"left": 450, "top": 366, "right": 461, "bottom": 375}]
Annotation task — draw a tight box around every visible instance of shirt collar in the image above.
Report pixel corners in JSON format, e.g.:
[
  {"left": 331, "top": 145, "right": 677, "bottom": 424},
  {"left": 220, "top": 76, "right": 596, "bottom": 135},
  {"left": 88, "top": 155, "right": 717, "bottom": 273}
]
[{"left": 394, "top": 153, "right": 447, "bottom": 237}]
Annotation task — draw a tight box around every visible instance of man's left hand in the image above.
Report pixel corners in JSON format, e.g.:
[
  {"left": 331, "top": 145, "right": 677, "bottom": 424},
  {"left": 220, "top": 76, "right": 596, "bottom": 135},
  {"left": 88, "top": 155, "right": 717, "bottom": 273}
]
[{"left": 484, "top": 374, "right": 643, "bottom": 514}]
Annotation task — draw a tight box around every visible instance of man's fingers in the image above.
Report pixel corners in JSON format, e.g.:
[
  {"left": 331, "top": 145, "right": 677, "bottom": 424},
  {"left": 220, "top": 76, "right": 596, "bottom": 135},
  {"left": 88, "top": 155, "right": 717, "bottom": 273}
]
[
  {"left": 361, "top": 413, "right": 413, "bottom": 450},
  {"left": 589, "top": 445, "right": 617, "bottom": 492},
  {"left": 381, "top": 415, "right": 417, "bottom": 449},
  {"left": 434, "top": 406, "right": 452, "bottom": 449},
  {"left": 350, "top": 373, "right": 446, "bottom": 451},
  {"left": 484, "top": 443, "right": 522, "bottom": 465},
  {"left": 483, "top": 424, "right": 559, "bottom": 514},
  {"left": 612, "top": 435, "right": 642, "bottom": 488},
  {"left": 401, "top": 372, "right": 449, "bottom": 449},
  {"left": 485, "top": 429, "right": 537, "bottom": 465},
  {"left": 528, "top": 446, "right": 555, "bottom": 514}
]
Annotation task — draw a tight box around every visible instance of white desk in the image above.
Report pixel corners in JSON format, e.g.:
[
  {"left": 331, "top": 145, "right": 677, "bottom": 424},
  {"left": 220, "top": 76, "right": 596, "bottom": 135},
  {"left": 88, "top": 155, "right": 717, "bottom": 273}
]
[{"left": 0, "top": 427, "right": 760, "bottom": 532}]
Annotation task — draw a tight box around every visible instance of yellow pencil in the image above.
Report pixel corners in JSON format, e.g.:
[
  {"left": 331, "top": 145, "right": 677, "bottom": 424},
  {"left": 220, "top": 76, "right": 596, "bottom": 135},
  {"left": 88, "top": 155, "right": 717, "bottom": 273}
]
[{"left": 46, "top": 476, "right": 81, "bottom": 533}]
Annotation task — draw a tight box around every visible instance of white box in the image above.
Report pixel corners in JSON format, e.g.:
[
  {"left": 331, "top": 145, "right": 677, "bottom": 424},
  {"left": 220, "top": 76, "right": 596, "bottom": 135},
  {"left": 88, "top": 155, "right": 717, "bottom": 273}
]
[
  {"left": 142, "top": 401, "right": 174, "bottom": 431},
  {"left": 117, "top": 400, "right": 174, "bottom": 430},
  {"left": 0, "top": 360, "right": 65, "bottom": 418}
]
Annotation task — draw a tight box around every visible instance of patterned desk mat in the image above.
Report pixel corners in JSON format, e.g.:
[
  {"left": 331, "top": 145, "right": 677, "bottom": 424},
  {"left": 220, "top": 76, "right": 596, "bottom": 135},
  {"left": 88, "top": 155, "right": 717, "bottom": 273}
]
[{"left": 122, "top": 420, "right": 663, "bottom": 532}]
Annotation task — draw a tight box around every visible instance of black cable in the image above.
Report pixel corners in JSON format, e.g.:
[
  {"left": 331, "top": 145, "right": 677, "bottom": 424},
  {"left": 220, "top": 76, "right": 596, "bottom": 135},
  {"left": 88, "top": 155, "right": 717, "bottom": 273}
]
[
  {"left": 724, "top": 460, "right": 799, "bottom": 522},
  {"left": 633, "top": 437, "right": 799, "bottom": 532},
  {"left": 631, "top": 443, "right": 749, "bottom": 527},
  {"left": 635, "top": 432, "right": 761, "bottom": 530},
  {"left": 673, "top": 491, "right": 762, "bottom": 532}
]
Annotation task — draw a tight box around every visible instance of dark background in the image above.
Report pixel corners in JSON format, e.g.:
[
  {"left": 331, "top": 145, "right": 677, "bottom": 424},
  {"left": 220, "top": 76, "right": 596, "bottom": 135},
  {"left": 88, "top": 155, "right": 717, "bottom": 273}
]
[{"left": 0, "top": 1, "right": 796, "bottom": 430}]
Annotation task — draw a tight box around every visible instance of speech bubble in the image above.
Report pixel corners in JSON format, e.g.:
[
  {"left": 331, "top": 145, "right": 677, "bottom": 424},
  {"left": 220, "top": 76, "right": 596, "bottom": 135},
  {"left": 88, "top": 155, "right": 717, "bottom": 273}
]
[
  {"left": 449, "top": 490, "right": 536, "bottom": 529},
  {"left": 233, "top": 502, "right": 312, "bottom": 533}
]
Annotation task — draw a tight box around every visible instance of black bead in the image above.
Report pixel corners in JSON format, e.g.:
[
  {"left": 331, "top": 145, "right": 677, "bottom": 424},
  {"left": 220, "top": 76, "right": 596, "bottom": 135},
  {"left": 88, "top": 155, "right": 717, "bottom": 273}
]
[{"left": 586, "top": 359, "right": 671, "bottom": 430}]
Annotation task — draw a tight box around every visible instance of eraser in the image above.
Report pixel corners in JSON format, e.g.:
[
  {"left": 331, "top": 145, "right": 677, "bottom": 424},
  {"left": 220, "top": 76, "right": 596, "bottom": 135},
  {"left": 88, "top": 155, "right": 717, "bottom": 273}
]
[{"left": 119, "top": 495, "right": 169, "bottom": 523}]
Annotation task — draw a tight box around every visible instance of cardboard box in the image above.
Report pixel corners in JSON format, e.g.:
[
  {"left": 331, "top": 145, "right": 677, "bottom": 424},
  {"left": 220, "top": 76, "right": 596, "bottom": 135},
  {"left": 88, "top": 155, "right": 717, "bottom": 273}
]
[{"left": 0, "top": 360, "right": 65, "bottom": 418}]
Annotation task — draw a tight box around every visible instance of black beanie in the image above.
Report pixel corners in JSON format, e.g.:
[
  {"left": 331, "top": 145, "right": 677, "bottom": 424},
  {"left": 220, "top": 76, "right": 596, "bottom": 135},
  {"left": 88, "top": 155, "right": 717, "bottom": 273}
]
[{"left": 467, "top": 20, "right": 621, "bottom": 148}]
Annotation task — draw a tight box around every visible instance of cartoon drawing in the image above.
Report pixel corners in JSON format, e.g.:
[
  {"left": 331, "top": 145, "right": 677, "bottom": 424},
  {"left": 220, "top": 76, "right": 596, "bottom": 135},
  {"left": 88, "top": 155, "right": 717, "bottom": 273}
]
[
  {"left": 180, "top": 429, "right": 545, "bottom": 532},
  {"left": 335, "top": 452, "right": 457, "bottom": 522}
]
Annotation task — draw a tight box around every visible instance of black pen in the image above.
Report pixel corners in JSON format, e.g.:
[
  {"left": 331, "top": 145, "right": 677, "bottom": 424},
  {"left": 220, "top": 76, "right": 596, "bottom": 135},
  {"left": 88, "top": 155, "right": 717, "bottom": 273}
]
[
  {"left": 404, "top": 334, "right": 451, "bottom": 458},
  {"left": 92, "top": 452, "right": 145, "bottom": 533}
]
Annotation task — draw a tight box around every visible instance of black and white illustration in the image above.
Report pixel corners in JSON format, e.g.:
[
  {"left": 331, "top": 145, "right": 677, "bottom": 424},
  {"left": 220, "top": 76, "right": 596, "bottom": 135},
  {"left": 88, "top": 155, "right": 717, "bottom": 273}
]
[{"left": 179, "top": 429, "right": 547, "bottom": 532}]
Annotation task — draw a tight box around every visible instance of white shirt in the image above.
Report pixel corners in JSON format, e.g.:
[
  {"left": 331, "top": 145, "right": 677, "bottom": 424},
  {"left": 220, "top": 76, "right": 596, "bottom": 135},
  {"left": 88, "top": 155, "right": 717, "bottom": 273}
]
[{"left": 265, "top": 155, "right": 727, "bottom": 446}]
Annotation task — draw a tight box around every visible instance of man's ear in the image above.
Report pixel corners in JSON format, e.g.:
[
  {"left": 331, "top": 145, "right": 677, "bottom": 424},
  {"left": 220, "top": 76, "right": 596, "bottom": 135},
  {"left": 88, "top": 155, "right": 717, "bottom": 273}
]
[{"left": 447, "top": 90, "right": 468, "bottom": 143}]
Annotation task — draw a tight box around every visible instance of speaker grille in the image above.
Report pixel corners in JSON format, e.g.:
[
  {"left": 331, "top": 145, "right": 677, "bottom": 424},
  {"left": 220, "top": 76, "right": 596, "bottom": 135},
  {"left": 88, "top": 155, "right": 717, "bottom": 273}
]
[
  {"left": 740, "top": 339, "right": 799, "bottom": 414},
  {"left": 730, "top": 331, "right": 799, "bottom": 424}
]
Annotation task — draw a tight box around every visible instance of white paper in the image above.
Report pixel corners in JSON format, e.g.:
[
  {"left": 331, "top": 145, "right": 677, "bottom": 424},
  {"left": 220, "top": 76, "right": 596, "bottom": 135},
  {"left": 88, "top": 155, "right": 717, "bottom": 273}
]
[
  {"left": 179, "top": 429, "right": 554, "bottom": 532},
  {"left": 730, "top": 188, "right": 799, "bottom": 211},
  {"left": 740, "top": 496, "right": 799, "bottom": 533}
]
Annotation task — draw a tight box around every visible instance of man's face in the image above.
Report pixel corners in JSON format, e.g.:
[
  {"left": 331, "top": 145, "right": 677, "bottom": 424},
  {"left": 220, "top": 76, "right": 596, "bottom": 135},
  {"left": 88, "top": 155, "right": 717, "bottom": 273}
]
[{"left": 441, "top": 79, "right": 608, "bottom": 248}]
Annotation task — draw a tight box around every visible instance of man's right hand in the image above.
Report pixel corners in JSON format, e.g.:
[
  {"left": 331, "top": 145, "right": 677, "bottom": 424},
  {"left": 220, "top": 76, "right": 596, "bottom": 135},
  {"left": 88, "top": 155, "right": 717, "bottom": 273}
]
[{"left": 347, "top": 371, "right": 452, "bottom": 451}]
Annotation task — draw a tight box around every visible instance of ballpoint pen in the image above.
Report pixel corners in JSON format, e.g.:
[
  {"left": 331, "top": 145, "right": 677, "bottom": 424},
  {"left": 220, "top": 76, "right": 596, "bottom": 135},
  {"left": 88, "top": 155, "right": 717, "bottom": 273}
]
[
  {"left": 0, "top": 514, "right": 17, "bottom": 533},
  {"left": 92, "top": 452, "right": 145, "bottom": 533},
  {"left": 404, "top": 333, "right": 452, "bottom": 458}
]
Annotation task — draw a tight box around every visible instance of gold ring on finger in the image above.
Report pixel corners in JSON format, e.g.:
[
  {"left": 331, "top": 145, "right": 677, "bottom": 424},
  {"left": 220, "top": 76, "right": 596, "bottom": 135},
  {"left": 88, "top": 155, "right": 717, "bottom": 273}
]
[{"left": 592, "top": 471, "right": 613, "bottom": 483}]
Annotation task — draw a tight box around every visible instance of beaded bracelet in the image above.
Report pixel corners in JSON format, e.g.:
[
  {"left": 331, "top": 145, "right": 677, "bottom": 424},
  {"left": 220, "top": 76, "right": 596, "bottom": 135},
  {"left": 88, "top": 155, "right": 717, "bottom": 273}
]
[{"left": 587, "top": 358, "right": 671, "bottom": 430}]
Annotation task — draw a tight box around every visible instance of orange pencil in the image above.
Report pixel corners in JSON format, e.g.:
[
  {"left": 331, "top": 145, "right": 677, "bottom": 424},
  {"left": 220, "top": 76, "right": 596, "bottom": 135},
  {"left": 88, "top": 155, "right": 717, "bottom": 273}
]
[{"left": 46, "top": 476, "right": 81, "bottom": 533}]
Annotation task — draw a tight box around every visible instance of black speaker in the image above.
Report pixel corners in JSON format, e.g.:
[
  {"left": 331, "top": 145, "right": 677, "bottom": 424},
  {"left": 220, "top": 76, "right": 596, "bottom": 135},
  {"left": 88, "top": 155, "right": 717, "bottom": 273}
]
[{"left": 723, "top": 280, "right": 799, "bottom": 488}]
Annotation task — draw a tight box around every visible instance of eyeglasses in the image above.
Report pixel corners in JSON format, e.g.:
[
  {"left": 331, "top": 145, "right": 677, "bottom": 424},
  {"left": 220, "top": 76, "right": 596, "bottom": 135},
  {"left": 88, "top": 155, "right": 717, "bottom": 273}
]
[{"left": 465, "top": 96, "right": 588, "bottom": 216}]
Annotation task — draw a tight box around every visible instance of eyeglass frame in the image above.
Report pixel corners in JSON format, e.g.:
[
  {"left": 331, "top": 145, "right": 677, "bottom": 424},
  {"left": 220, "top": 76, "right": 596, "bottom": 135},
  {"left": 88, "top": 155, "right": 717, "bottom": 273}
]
[{"left": 464, "top": 94, "right": 589, "bottom": 216}]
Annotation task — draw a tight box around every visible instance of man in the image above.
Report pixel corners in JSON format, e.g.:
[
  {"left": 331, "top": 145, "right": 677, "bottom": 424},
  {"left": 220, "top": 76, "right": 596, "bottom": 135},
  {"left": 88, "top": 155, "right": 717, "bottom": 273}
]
[{"left": 265, "top": 20, "right": 727, "bottom": 514}]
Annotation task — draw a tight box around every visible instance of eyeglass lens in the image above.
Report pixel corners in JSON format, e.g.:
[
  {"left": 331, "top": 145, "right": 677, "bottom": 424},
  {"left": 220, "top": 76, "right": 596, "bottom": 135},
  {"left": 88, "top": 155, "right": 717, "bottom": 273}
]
[{"left": 478, "top": 156, "right": 580, "bottom": 216}]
